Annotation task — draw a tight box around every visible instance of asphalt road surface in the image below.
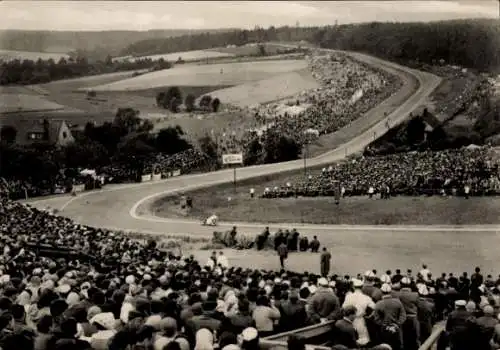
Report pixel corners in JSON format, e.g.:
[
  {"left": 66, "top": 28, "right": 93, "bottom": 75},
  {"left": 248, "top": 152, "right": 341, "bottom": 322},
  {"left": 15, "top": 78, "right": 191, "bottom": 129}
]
[{"left": 27, "top": 50, "right": 500, "bottom": 275}]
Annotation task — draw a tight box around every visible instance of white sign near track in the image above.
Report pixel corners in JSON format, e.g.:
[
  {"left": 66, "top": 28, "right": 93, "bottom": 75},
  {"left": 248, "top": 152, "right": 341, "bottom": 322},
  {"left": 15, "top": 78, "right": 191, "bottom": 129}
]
[{"left": 222, "top": 153, "right": 243, "bottom": 165}]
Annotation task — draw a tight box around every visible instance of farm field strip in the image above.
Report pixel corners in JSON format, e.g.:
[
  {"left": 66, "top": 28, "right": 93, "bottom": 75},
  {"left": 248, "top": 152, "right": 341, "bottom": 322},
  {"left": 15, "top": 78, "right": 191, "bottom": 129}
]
[
  {"left": 113, "top": 49, "right": 234, "bottom": 63},
  {"left": 0, "top": 94, "right": 66, "bottom": 113},
  {"left": 206, "top": 70, "right": 320, "bottom": 107},
  {"left": 90, "top": 59, "right": 309, "bottom": 91}
]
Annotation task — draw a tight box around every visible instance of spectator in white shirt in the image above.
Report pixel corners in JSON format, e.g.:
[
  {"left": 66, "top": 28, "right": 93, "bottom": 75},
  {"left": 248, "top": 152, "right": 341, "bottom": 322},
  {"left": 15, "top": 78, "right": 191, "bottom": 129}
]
[
  {"left": 419, "top": 264, "right": 431, "bottom": 282},
  {"left": 217, "top": 251, "right": 229, "bottom": 270}
]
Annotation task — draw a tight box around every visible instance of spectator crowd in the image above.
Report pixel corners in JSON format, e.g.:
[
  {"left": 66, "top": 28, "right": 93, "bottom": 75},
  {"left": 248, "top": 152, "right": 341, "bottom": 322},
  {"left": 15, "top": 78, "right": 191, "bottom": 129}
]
[
  {"left": 1, "top": 148, "right": 209, "bottom": 200},
  {"left": 248, "top": 53, "right": 401, "bottom": 146},
  {"left": 208, "top": 52, "right": 401, "bottom": 156},
  {"left": 262, "top": 146, "right": 500, "bottom": 198},
  {"left": 0, "top": 196, "right": 499, "bottom": 350}
]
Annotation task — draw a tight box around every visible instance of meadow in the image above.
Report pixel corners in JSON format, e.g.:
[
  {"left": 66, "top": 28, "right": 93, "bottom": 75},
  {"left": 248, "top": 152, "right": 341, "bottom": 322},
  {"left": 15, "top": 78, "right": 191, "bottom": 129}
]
[
  {"left": 90, "top": 59, "right": 309, "bottom": 91},
  {"left": 0, "top": 94, "right": 66, "bottom": 113},
  {"left": 114, "top": 49, "right": 234, "bottom": 63},
  {"left": 206, "top": 70, "right": 319, "bottom": 107}
]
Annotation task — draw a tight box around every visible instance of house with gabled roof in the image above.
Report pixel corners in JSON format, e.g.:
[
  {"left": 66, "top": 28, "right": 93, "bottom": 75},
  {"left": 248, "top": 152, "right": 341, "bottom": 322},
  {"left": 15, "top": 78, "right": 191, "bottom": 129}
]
[{"left": 1, "top": 118, "right": 74, "bottom": 146}]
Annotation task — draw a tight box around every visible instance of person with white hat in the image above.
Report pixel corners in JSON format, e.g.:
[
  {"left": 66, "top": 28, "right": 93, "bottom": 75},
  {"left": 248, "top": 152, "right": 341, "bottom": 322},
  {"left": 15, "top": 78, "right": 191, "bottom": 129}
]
[
  {"left": 342, "top": 278, "right": 375, "bottom": 346},
  {"left": 446, "top": 300, "right": 473, "bottom": 350},
  {"left": 307, "top": 277, "right": 341, "bottom": 324},
  {"left": 398, "top": 277, "right": 420, "bottom": 350},
  {"left": 475, "top": 305, "right": 497, "bottom": 349},
  {"left": 416, "top": 285, "right": 435, "bottom": 343},
  {"left": 373, "top": 283, "right": 406, "bottom": 350},
  {"left": 363, "top": 271, "right": 382, "bottom": 302}
]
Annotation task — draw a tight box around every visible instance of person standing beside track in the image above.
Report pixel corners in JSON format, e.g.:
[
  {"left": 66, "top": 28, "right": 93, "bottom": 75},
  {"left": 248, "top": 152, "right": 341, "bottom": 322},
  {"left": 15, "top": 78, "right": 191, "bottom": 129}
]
[{"left": 277, "top": 241, "right": 288, "bottom": 269}]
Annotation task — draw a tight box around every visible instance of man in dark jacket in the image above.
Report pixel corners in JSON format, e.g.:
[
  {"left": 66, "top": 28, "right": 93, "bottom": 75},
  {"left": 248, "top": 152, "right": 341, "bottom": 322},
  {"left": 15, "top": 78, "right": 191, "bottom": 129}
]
[
  {"left": 310, "top": 236, "right": 320, "bottom": 253},
  {"left": 185, "top": 302, "right": 221, "bottom": 347},
  {"left": 320, "top": 248, "right": 331, "bottom": 277},
  {"left": 227, "top": 300, "right": 255, "bottom": 334},
  {"left": 446, "top": 300, "right": 474, "bottom": 350},
  {"left": 398, "top": 277, "right": 421, "bottom": 350},
  {"left": 470, "top": 267, "right": 484, "bottom": 303},
  {"left": 277, "top": 242, "right": 288, "bottom": 269},
  {"left": 274, "top": 231, "right": 284, "bottom": 251},
  {"left": 299, "top": 236, "right": 309, "bottom": 252},
  {"left": 373, "top": 284, "right": 406, "bottom": 350},
  {"left": 307, "top": 278, "right": 341, "bottom": 324},
  {"left": 416, "top": 286, "right": 435, "bottom": 343},
  {"left": 475, "top": 305, "right": 498, "bottom": 350},
  {"left": 279, "top": 291, "right": 307, "bottom": 331},
  {"left": 333, "top": 305, "right": 358, "bottom": 348}
]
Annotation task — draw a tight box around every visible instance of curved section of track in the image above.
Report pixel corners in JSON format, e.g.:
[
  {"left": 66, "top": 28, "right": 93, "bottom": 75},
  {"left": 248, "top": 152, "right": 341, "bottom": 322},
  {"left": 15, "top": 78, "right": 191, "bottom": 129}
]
[{"left": 29, "top": 50, "right": 500, "bottom": 274}]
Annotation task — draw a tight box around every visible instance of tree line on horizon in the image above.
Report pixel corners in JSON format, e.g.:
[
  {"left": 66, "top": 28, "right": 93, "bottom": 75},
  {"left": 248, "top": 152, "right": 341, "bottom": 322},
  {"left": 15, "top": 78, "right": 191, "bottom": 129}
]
[
  {"left": 0, "top": 55, "right": 172, "bottom": 85},
  {"left": 122, "top": 19, "right": 500, "bottom": 73}
]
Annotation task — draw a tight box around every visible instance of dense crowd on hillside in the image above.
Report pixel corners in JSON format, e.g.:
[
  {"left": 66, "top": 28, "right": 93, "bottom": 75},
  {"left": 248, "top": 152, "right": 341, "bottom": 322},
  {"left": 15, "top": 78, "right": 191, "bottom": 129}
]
[
  {"left": 210, "top": 52, "right": 401, "bottom": 158},
  {"left": 261, "top": 146, "right": 500, "bottom": 198},
  {"left": 249, "top": 53, "right": 401, "bottom": 145},
  {"left": 0, "top": 197, "right": 499, "bottom": 349}
]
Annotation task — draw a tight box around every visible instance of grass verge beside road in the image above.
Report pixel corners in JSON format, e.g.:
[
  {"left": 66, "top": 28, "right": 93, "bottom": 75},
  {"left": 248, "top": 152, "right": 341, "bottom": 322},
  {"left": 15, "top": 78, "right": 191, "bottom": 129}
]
[{"left": 150, "top": 179, "right": 500, "bottom": 225}]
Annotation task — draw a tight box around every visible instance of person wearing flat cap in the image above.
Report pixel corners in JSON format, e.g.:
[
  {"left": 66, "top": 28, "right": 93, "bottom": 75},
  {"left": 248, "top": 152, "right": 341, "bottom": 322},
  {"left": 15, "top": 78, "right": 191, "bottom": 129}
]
[{"left": 446, "top": 300, "right": 474, "bottom": 350}]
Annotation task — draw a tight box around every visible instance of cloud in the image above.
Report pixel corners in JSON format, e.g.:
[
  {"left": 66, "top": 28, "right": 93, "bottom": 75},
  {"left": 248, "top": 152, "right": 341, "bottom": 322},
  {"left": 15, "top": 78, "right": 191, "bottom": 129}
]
[{"left": 0, "top": 1, "right": 496, "bottom": 31}]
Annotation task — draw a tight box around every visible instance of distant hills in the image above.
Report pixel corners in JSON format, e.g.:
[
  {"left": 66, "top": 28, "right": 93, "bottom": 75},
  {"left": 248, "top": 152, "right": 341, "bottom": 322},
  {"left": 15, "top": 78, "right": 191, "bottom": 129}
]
[{"left": 0, "top": 29, "right": 237, "bottom": 59}]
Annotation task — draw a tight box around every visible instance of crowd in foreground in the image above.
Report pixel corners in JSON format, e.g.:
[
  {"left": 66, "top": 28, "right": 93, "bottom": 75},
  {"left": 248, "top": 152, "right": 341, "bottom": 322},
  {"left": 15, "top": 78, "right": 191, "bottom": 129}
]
[
  {"left": 0, "top": 196, "right": 499, "bottom": 350},
  {"left": 261, "top": 146, "right": 500, "bottom": 198}
]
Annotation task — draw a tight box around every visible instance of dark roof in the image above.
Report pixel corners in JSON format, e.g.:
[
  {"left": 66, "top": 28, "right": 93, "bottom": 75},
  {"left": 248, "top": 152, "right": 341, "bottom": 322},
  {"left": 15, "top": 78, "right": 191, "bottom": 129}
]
[{"left": 2, "top": 119, "right": 66, "bottom": 145}]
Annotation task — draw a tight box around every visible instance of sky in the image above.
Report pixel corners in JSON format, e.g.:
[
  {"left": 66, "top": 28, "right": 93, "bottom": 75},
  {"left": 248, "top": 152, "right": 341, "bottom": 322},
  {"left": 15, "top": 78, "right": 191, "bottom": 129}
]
[{"left": 0, "top": 1, "right": 497, "bottom": 31}]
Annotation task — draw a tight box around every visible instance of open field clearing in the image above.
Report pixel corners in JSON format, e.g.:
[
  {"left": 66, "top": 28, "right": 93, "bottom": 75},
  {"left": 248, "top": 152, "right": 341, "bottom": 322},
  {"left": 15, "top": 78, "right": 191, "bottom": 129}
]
[
  {"left": 114, "top": 49, "right": 234, "bottom": 63},
  {"left": 0, "top": 94, "right": 66, "bottom": 113},
  {"left": 205, "top": 70, "right": 319, "bottom": 107},
  {"left": 40, "top": 70, "right": 149, "bottom": 92},
  {"left": 152, "top": 188, "right": 500, "bottom": 226},
  {"left": 90, "top": 59, "right": 309, "bottom": 91},
  {"left": 209, "top": 43, "right": 291, "bottom": 56},
  {"left": 191, "top": 53, "right": 306, "bottom": 66},
  {"left": 0, "top": 49, "right": 69, "bottom": 62}
]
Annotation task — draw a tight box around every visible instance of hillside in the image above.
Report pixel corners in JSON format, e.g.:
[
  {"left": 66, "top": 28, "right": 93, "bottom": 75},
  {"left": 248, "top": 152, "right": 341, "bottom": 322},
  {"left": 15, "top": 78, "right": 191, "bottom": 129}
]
[
  {"left": 121, "top": 19, "right": 500, "bottom": 73},
  {"left": 0, "top": 29, "right": 236, "bottom": 59}
]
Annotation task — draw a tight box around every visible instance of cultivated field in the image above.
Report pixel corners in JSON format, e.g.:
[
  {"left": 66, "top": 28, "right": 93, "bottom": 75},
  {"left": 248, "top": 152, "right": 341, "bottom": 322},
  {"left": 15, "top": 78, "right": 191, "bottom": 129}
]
[
  {"left": 209, "top": 43, "right": 291, "bottom": 56},
  {"left": 90, "top": 60, "right": 309, "bottom": 91},
  {"left": 40, "top": 70, "right": 149, "bottom": 92},
  {"left": 0, "top": 49, "right": 69, "bottom": 62},
  {"left": 113, "top": 49, "right": 234, "bottom": 63},
  {"left": 205, "top": 70, "right": 320, "bottom": 107},
  {"left": 0, "top": 94, "right": 66, "bottom": 113}
]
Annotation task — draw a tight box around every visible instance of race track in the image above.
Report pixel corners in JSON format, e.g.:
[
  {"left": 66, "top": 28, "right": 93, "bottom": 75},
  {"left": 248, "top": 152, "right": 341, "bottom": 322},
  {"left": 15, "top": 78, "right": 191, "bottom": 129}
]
[{"left": 28, "top": 50, "right": 500, "bottom": 275}]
